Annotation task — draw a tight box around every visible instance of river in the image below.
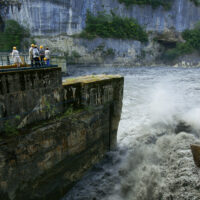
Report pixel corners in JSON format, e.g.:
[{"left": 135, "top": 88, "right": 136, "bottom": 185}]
[{"left": 62, "top": 66, "right": 200, "bottom": 200}]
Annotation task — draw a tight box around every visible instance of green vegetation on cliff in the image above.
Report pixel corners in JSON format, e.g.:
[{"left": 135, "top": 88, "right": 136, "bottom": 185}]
[
  {"left": 0, "top": 20, "right": 29, "bottom": 51},
  {"left": 164, "top": 25, "right": 200, "bottom": 60},
  {"left": 118, "top": 0, "right": 172, "bottom": 9},
  {"left": 190, "top": 0, "right": 200, "bottom": 6},
  {"left": 79, "top": 11, "right": 148, "bottom": 42}
]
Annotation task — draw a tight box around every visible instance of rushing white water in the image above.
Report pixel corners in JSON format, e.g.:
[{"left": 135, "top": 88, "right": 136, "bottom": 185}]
[{"left": 62, "top": 66, "right": 200, "bottom": 200}]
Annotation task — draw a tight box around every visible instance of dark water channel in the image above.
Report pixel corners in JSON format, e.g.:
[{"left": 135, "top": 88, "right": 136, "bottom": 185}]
[{"left": 62, "top": 66, "right": 200, "bottom": 200}]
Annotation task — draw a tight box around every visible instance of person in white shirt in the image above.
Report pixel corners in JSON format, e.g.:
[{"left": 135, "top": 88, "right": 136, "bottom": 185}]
[
  {"left": 45, "top": 47, "right": 50, "bottom": 66},
  {"left": 29, "top": 44, "right": 34, "bottom": 67},
  {"left": 33, "top": 45, "right": 40, "bottom": 67},
  {"left": 12, "top": 47, "right": 21, "bottom": 68}
]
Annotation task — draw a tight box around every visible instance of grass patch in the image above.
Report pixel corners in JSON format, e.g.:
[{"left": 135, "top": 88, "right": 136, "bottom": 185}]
[
  {"left": 4, "top": 121, "right": 19, "bottom": 137},
  {"left": 79, "top": 11, "right": 148, "bottom": 42},
  {"left": 57, "top": 105, "right": 84, "bottom": 120},
  {"left": 118, "top": 0, "right": 172, "bottom": 10}
]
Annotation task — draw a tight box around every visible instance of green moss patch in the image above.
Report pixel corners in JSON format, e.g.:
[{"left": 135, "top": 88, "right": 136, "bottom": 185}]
[{"left": 118, "top": 0, "right": 172, "bottom": 10}]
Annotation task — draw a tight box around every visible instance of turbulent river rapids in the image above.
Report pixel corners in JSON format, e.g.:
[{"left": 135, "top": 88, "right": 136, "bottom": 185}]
[{"left": 62, "top": 66, "right": 200, "bottom": 200}]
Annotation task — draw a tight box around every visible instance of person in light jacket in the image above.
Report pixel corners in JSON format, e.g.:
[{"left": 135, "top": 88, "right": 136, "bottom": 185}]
[
  {"left": 12, "top": 47, "right": 21, "bottom": 68},
  {"left": 33, "top": 45, "right": 40, "bottom": 67},
  {"left": 45, "top": 47, "right": 50, "bottom": 66},
  {"left": 29, "top": 44, "right": 34, "bottom": 67}
]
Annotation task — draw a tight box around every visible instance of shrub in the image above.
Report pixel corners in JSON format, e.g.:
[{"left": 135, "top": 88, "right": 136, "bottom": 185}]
[
  {"left": 118, "top": 0, "right": 172, "bottom": 10},
  {"left": 4, "top": 121, "right": 19, "bottom": 136},
  {"left": 0, "top": 20, "right": 30, "bottom": 51},
  {"left": 190, "top": 0, "right": 200, "bottom": 6},
  {"left": 182, "top": 28, "right": 200, "bottom": 50},
  {"left": 71, "top": 50, "right": 81, "bottom": 59},
  {"left": 162, "top": 22, "right": 200, "bottom": 61},
  {"left": 102, "top": 48, "right": 115, "bottom": 57},
  {"left": 163, "top": 42, "right": 194, "bottom": 61},
  {"left": 65, "top": 50, "right": 81, "bottom": 64},
  {"left": 79, "top": 11, "right": 148, "bottom": 42}
]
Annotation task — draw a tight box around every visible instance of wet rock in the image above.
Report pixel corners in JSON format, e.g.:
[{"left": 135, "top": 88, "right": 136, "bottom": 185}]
[
  {"left": 190, "top": 144, "right": 200, "bottom": 167},
  {"left": 156, "top": 31, "right": 183, "bottom": 48},
  {"left": 175, "top": 121, "right": 192, "bottom": 134}
]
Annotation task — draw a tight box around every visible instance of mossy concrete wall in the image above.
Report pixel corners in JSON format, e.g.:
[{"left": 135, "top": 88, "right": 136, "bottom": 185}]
[
  {"left": 0, "top": 69, "right": 124, "bottom": 200},
  {"left": 0, "top": 67, "right": 63, "bottom": 133}
]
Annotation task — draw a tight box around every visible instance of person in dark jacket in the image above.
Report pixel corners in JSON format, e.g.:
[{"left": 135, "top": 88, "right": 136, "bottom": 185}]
[{"left": 39, "top": 45, "right": 45, "bottom": 65}]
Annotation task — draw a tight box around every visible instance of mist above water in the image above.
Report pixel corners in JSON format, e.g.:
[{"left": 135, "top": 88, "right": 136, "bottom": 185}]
[{"left": 63, "top": 66, "right": 200, "bottom": 200}]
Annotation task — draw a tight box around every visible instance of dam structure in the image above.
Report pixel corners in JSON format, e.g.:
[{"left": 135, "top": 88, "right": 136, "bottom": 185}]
[{"left": 0, "top": 67, "right": 124, "bottom": 200}]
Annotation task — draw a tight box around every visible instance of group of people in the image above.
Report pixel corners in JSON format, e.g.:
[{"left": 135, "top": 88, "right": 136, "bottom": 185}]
[
  {"left": 29, "top": 44, "right": 50, "bottom": 67},
  {"left": 11, "top": 44, "right": 51, "bottom": 68}
]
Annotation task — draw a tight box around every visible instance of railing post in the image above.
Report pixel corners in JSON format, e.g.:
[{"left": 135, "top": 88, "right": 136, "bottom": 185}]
[
  {"left": 1, "top": 56, "right": 3, "bottom": 66},
  {"left": 7, "top": 56, "right": 10, "bottom": 65}
]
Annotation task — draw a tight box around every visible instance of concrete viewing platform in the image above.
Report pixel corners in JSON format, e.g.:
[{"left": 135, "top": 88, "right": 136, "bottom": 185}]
[
  {"left": 0, "top": 66, "right": 124, "bottom": 200},
  {"left": 0, "top": 65, "right": 58, "bottom": 73},
  {"left": 0, "top": 67, "right": 123, "bottom": 131}
]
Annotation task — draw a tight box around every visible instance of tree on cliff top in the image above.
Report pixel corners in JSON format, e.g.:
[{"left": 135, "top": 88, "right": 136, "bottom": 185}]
[
  {"left": 118, "top": 0, "right": 172, "bottom": 10},
  {"left": 0, "top": 20, "right": 29, "bottom": 52}
]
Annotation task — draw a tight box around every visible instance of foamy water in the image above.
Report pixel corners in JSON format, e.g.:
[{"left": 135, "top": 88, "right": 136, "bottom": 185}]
[{"left": 63, "top": 66, "right": 200, "bottom": 200}]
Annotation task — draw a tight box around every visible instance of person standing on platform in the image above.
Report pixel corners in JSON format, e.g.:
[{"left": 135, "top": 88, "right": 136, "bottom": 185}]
[
  {"left": 45, "top": 47, "right": 50, "bottom": 66},
  {"left": 12, "top": 47, "right": 22, "bottom": 68},
  {"left": 39, "top": 45, "right": 45, "bottom": 65},
  {"left": 29, "top": 44, "right": 34, "bottom": 67},
  {"left": 33, "top": 45, "right": 40, "bottom": 67}
]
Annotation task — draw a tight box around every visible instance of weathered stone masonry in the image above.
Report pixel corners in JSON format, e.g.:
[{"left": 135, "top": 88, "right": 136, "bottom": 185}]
[
  {"left": 0, "top": 67, "right": 63, "bottom": 131},
  {"left": 0, "top": 68, "right": 124, "bottom": 200}
]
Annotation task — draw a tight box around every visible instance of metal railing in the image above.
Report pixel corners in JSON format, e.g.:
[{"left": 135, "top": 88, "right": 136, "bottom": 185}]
[
  {"left": 0, "top": 65, "right": 58, "bottom": 72},
  {"left": 0, "top": 53, "right": 35, "bottom": 66},
  {"left": 0, "top": 53, "right": 64, "bottom": 66}
]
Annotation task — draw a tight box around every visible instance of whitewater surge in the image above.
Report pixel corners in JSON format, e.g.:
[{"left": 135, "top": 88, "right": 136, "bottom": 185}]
[{"left": 63, "top": 66, "right": 200, "bottom": 200}]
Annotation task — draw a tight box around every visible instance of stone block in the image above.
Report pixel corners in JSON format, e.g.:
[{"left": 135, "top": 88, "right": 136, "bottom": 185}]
[{"left": 191, "top": 144, "right": 200, "bottom": 167}]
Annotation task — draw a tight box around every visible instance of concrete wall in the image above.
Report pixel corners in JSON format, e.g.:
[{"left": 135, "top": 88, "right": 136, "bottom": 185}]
[
  {"left": 0, "top": 69, "right": 124, "bottom": 200},
  {"left": 62, "top": 75, "right": 124, "bottom": 149},
  {"left": 0, "top": 67, "right": 63, "bottom": 132}
]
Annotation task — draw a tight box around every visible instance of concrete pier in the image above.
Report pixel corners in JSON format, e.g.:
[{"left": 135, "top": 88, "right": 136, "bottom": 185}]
[{"left": 0, "top": 68, "right": 124, "bottom": 200}]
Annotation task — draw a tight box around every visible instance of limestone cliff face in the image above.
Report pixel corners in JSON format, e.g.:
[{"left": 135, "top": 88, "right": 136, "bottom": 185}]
[
  {"left": 2, "top": 0, "right": 200, "bottom": 66},
  {"left": 2, "top": 0, "right": 200, "bottom": 35}
]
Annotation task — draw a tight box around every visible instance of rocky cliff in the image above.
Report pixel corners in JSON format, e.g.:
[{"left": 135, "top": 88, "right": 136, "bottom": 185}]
[
  {"left": 1, "top": 0, "right": 200, "bottom": 66},
  {"left": 2, "top": 0, "right": 200, "bottom": 35}
]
